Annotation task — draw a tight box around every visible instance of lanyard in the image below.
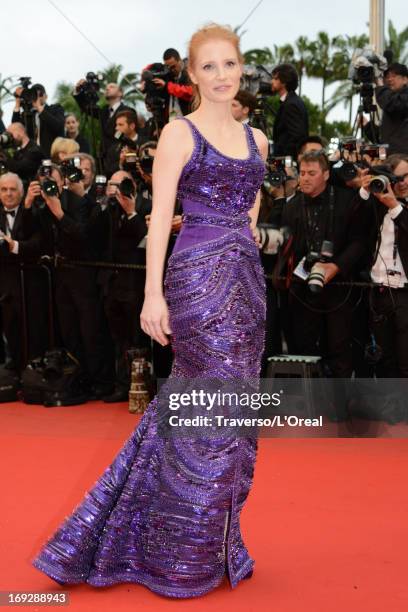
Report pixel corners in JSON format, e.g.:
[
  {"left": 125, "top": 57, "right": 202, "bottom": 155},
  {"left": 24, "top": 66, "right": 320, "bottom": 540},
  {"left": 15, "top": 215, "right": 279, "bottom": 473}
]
[{"left": 301, "top": 186, "right": 335, "bottom": 253}]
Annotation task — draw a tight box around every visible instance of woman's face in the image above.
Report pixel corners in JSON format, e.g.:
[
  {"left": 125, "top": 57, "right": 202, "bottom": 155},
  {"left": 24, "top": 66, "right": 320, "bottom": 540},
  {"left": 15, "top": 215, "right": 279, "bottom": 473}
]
[
  {"left": 189, "top": 39, "right": 242, "bottom": 105},
  {"left": 65, "top": 116, "right": 79, "bottom": 134}
]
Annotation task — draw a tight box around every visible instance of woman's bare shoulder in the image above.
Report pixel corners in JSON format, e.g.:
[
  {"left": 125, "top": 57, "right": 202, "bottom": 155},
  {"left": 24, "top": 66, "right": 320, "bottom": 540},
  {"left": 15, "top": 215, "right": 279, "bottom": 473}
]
[{"left": 156, "top": 118, "right": 194, "bottom": 159}]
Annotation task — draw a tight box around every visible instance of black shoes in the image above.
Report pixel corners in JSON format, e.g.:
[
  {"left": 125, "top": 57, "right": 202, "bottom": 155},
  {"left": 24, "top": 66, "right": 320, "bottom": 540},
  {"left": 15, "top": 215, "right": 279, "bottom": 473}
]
[{"left": 103, "top": 388, "right": 129, "bottom": 403}]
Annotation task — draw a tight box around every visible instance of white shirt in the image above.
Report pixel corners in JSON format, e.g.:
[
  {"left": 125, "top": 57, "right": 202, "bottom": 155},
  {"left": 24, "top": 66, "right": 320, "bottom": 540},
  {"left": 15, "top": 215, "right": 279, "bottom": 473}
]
[
  {"left": 109, "top": 101, "right": 121, "bottom": 117},
  {"left": 3, "top": 204, "right": 20, "bottom": 254},
  {"left": 369, "top": 200, "right": 407, "bottom": 287}
]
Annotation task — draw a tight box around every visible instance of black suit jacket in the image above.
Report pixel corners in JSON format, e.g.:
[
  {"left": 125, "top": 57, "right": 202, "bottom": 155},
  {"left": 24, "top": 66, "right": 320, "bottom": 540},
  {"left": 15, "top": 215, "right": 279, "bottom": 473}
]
[
  {"left": 272, "top": 91, "right": 309, "bottom": 159},
  {"left": 95, "top": 204, "right": 147, "bottom": 298},
  {"left": 280, "top": 186, "right": 369, "bottom": 281},
  {"left": 0, "top": 205, "right": 43, "bottom": 296},
  {"left": 4, "top": 140, "right": 43, "bottom": 183},
  {"left": 12, "top": 104, "right": 65, "bottom": 158},
  {"left": 21, "top": 190, "right": 90, "bottom": 260},
  {"left": 375, "top": 85, "right": 408, "bottom": 155}
]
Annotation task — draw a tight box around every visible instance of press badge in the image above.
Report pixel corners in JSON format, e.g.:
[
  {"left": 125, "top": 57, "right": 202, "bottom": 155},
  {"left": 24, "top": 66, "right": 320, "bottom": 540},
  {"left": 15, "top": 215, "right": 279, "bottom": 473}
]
[
  {"left": 386, "top": 269, "right": 403, "bottom": 289},
  {"left": 293, "top": 256, "right": 309, "bottom": 281}
]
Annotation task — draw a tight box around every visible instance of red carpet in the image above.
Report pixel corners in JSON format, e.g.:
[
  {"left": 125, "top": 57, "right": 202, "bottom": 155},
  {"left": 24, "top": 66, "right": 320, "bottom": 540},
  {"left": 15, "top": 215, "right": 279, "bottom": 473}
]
[{"left": 1, "top": 400, "right": 408, "bottom": 611}]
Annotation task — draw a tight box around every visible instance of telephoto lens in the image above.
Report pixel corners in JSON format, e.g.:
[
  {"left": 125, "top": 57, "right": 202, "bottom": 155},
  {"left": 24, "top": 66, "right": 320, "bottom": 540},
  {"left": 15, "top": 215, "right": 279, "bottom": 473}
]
[
  {"left": 307, "top": 263, "right": 326, "bottom": 293},
  {"left": 368, "top": 175, "right": 389, "bottom": 194}
]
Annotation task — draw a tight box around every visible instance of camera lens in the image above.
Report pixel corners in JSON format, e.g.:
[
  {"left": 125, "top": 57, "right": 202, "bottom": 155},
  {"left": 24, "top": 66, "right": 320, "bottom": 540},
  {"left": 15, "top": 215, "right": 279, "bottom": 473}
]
[{"left": 369, "top": 176, "right": 388, "bottom": 194}]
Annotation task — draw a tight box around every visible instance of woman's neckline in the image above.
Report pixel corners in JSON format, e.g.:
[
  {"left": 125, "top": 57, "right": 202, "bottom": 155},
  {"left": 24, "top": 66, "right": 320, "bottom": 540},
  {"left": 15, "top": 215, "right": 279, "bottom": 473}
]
[{"left": 182, "top": 116, "right": 252, "bottom": 161}]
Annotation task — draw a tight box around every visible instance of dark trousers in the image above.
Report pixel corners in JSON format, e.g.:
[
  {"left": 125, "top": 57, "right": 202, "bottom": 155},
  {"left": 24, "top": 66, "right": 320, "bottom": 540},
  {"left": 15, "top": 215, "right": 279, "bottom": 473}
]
[
  {"left": 370, "top": 286, "right": 408, "bottom": 377},
  {"left": 0, "top": 268, "right": 48, "bottom": 371},
  {"left": 288, "top": 284, "right": 354, "bottom": 377},
  {"left": 104, "top": 286, "right": 150, "bottom": 391},
  {"left": 55, "top": 267, "right": 112, "bottom": 388}
]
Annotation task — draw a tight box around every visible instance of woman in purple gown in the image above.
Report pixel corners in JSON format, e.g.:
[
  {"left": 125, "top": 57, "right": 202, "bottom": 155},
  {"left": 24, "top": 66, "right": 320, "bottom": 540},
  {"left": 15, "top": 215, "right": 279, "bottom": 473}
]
[{"left": 31, "top": 23, "right": 268, "bottom": 598}]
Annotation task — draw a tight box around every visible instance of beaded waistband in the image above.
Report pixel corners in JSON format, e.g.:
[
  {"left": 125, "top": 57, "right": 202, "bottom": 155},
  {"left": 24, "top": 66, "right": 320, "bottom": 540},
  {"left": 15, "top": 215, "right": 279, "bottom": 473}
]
[{"left": 181, "top": 212, "right": 250, "bottom": 229}]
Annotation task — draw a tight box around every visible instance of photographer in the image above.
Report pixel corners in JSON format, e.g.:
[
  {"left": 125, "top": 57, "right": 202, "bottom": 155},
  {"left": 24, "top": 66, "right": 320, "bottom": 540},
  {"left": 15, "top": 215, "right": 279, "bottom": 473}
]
[
  {"left": 0, "top": 173, "right": 47, "bottom": 372},
  {"left": 361, "top": 153, "right": 408, "bottom": 376},
  {"left": 105, "top": 110, "right": 141, "bottom": 178},
  {"left": 12, "top": 83, "right": 65, "bottom": 157},
  {"left": 0, "top": 123, "right": 42, "bottom": 185},
  {"left": 73, "top": 80, "right": 133, "bottom": 168},
  {"left": 271, "top": 63, "right": 309, "bottom": 158},
  {"left": 278, "top": 150, "right": 369, "bottom": 380},
  {"left": 147, "top": 48, "right": 193, "bottom": 122},
  {"left": 231, "top": 90, "right": 257, "bottom": 124},
  {"left": 375, "top": 63, "right": 408, "bottom": 154},
  {"left": 95, "top": 171, "right": 148, "bottom": 402},
  {"left": 24, "top": 163, "right": 111, "bottom": 398}
]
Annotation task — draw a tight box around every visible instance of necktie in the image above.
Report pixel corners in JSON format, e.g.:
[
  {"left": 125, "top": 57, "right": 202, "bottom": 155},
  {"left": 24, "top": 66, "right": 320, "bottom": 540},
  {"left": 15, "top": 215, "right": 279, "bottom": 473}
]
[{"left": 5, "top": 210, "right": 16, "bottom": 217}]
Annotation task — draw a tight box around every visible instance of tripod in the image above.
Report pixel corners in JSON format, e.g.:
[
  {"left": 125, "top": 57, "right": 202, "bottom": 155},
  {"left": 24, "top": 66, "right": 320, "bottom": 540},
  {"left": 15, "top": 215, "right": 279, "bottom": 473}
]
[{"left": 352, "top": 83, "right": 380, "bottom": 142}]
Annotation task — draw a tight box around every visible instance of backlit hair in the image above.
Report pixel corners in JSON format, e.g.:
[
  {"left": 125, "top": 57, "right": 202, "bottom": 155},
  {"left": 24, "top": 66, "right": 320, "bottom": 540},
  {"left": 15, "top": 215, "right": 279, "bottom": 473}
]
[
  {"left": 188, "top": 22, "right": 244, "bottom": 110},
  {"left": 50, "top": 137, "right": 80, "bottom": 163}
]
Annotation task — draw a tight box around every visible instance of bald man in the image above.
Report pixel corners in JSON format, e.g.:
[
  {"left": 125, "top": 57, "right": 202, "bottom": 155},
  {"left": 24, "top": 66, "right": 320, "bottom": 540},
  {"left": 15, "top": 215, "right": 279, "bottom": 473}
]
[{"left": 1, "top": 123, "right": 42, "bottom": 185}]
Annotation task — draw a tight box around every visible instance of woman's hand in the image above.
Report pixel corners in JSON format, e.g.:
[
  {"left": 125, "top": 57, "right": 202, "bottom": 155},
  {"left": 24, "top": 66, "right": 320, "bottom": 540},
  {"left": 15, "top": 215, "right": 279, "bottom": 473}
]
[
  {"left": 252, "top": 226, "right": 261, "bottom": 248},
  {"left": 140, "top": 293, "right": 172, "bottom": 346}
]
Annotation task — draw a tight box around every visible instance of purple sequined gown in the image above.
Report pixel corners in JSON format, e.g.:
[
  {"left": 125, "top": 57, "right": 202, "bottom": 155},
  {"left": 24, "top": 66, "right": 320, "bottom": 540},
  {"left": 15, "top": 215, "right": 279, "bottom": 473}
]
[{"left": 31, "top": 117, "right": 266, "bottom": 598}]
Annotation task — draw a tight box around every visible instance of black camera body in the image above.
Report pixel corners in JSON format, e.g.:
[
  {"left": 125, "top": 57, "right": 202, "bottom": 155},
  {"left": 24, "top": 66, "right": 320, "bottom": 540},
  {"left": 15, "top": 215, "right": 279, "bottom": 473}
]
[
  {"left": 60, "top": 157, "right": 84, "bottom": 183},
  {"left": 15, "top": 77, "right": 42, "bottom": 112},
  {"left": 141, "top": 63, "right": 171, "bottom": 98},
  {"left": 77, "top": 72, "right": 102, "bottom": 106},
  {"left": 265, "top": 156, "right": 292, "bottom": 189},
  {"left": 0, "top": 132, "right": 17, "bottom": 150}
]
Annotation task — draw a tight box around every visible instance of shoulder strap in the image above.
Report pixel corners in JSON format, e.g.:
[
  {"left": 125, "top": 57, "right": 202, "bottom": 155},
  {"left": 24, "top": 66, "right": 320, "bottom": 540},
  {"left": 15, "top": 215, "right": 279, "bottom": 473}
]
[
  {"left": 177, "top": 116, "right": 205, "bottom": 163},
  {"left": 244, "top": 123, "right": 261, "bottom": 157}
]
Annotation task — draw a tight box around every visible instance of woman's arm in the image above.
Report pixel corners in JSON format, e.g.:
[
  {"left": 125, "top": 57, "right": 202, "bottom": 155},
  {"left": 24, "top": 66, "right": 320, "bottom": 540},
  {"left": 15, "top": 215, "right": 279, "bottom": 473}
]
[
  {"left": 248, "top": 128, "right": 269, "bottom": 231},
  {"left": 141, "top": 120, "right": 192, "bottom": 345}
]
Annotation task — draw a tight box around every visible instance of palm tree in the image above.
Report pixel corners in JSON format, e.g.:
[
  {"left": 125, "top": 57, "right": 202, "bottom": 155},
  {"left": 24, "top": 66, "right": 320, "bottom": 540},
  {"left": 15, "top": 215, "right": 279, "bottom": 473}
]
[
  {"left": 99, "top": 64, "right": 143, "bottom": 108},
  {"left": 0, "top": 74, "right": 18, "bottom": 116},
  {"left": 293, "top": 36, "right": 310, "bottom": 95},
  {"left": 385, "top": 20, "right": 408, "bottom": 64}
]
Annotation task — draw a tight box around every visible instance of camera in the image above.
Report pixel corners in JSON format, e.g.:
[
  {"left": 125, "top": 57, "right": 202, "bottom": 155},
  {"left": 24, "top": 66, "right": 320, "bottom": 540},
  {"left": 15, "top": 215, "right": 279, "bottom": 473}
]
[
  {"left": 38, "top": 159, "right": 53, "bottom": 178},
  {"left": 0, "top": 132, "right": 17, "bottom": 149},
  {"left": 95, "top": 175, "right": 107, "bottom": 204},
  {"left": 304, "top": 240, "right": 334, "bottom": 293},
  {"left": 138, "top": 142, "right": 156, "bottom": 174},
  {"left": 264, "top": 156, "right": 292, "bottom": 190},
  {"left": 141, "top": 63, "right": 171, "bottom": 98},
  {"left": 14, "top": 77, "right": 40, "bottom": 111},
  {"left": 119, "top": 177, "right": 135, "bottom": 198},
  {"left": 34, "top": 160, "right": 59, "bottom": 208},
  {"left": 59, "top": 157, "right": 84, "bottom": 183},
  {"left": 77, "top": 72, "right": 103, "bottom": 106},
  {"left": 360, "top": 144, "right": 388, "bottom": 161},
  {"left": 368, "top": 164, "right": 403, "bottom": 194},
  {"left": 257, "top": 224, "right": 288, "bottom": 255},
  {"left": 349, "top": 46, "right": 388, "bottom": 85},
  {"left": 335, "top": 138, "right": 360, "bottom": 181},
  {"left": 241, "top": 65, "right": 273, "bottom": 96}
]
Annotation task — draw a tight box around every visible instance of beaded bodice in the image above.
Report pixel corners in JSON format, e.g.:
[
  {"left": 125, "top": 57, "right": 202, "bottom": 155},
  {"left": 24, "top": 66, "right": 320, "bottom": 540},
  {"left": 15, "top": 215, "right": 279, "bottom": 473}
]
[{"left": 176, "top": 117, "right": 266, "bottom": 219}]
